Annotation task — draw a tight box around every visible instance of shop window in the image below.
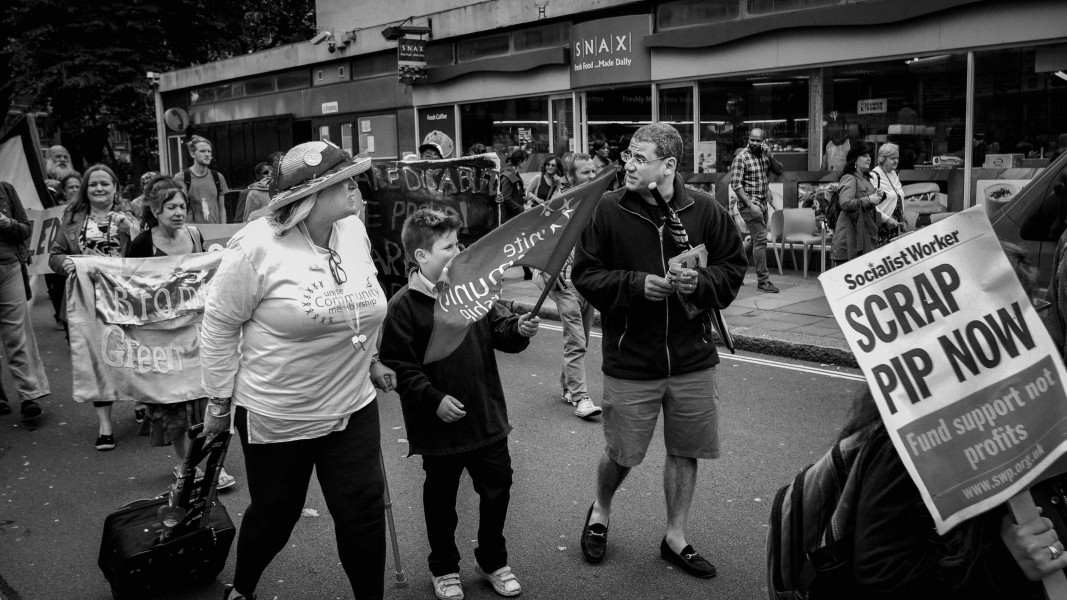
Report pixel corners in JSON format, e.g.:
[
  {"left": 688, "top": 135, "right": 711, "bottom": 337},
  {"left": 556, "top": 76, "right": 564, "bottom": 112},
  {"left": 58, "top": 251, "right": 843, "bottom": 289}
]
[
  {"left": 457, "top": 34, "right": 510, "bottom": 63},
  {"left": 461, "top": 97, "right": 549, "bottom": 164},
  {"left": 359, "top": 115, "right": 399, "bottom": 159},
  {"left": 514, "top": 23, "right": 570, "bottom": 52},
  {"left": 821, "top": 55, "right": 966, "bottom": 171},
  {"left": 746, "top": 0, "right": 842, "bottom": 16},
  {"left": 659, "top": 86, "right": 695, "bottom": 174},
  {"left": 975, "top": 46, "right": 1067, "bottom": 165},
  {"left": 189, "top": 87, "right": 216, "bottom": 105},
  {"left": 551, "top": 98, "right": 575, "bottom": 157},
  {"left": 587, "top": 86, "right": 652, "bottom": 166},
  {"left": 699, "top": 77, "right": 809, "bottom": 173},
  {"left": 341, "top": 123, "right": 354, "bottom": 154},
  {"left": 657, "top": 0, "right": 740, "bottom": 30}
]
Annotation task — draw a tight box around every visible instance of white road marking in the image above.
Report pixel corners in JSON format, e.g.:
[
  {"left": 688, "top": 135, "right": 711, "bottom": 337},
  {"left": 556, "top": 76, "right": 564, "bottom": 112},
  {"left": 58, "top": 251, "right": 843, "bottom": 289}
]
[{"left": 537, "top": 322, "right": 864, "bottom": 382}]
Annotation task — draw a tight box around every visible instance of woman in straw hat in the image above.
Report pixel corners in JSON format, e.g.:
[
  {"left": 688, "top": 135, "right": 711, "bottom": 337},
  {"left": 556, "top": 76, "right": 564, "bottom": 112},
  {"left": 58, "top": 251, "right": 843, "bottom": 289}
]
[{"left": 200, "top": 141, "right": 395, "bottom": 600}]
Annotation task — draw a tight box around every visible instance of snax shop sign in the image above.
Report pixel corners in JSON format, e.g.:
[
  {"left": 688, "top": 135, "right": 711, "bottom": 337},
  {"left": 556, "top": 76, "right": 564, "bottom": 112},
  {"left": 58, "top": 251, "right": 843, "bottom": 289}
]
[{"left": 570, "top": 15, "right": 651, "bottom": 88}]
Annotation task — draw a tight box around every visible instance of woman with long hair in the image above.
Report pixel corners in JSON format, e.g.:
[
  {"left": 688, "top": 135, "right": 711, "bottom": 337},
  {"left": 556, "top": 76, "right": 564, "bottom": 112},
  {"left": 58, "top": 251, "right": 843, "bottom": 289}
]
[
  {"left": 200, "top": 141, "right": 395, "bottom": 600},
  {"left": 525, "top": 156, "right": 565, "bottom": 207},
  {"left": 830, "top": 145, "right": 898, "bottom": 265},
  {"left": 48, "top": 164, "right": 137, "bottom": 450}
]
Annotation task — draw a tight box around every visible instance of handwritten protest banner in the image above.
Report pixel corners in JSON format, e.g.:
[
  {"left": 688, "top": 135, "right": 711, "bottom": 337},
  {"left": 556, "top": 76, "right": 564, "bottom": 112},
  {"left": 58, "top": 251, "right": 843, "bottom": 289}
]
[
  {"left": 66, "top": 252, "right": 222, "bottom": 404},
  {"left": 359, "top": 154, "right": 500, "bottom": 296},
  {"left": 820, "top": 205, "right": 1067, "bottom": 533}
]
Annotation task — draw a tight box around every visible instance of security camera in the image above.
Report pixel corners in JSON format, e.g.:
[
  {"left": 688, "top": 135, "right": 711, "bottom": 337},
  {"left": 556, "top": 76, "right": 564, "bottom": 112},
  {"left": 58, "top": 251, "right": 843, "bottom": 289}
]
[
  {"left": 327, "top": 40, "right": 336, "bottom": 53},
  {"left": 310, "top": 30, "right": 332, "bottom": 45}
]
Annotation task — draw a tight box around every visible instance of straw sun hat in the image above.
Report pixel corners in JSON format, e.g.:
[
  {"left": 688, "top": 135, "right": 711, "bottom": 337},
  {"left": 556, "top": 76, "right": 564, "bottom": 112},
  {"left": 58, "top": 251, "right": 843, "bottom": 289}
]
[{"left": 267, "top": 141, "right": 371, "bottom": 211}]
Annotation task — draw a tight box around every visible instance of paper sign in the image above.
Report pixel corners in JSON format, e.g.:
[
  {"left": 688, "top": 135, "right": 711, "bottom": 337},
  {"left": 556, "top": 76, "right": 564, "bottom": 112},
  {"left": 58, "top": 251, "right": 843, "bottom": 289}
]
[{"left": 819, "top": 205, "right": 1067, "bottom": 533}]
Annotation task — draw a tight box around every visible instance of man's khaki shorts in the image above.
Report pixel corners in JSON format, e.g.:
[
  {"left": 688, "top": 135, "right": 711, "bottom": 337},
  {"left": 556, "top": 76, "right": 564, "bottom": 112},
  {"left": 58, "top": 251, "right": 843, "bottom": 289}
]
[{"left": 602, "top": 367, "right": 720, "bottom": 467}]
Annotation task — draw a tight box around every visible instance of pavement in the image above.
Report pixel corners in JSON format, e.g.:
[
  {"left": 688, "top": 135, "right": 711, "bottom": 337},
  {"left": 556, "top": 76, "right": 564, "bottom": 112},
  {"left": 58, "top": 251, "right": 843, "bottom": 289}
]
[{"left": 499, "top": 259, "right": 857, "bottom": 368}]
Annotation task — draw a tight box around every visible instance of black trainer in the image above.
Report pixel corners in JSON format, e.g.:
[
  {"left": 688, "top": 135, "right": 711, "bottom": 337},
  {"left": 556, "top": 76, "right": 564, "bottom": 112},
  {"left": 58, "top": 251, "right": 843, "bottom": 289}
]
[
  {"left": 20, "top": 400, "right": 42, "bottom": 419},
  {"left": 222, "top": 584, "right": 256, "bottom": 600},
  {"left": 659, "top": 538, "right": 717, "bottom": 579},
  {"left": 95, "top": 434, "right": 116, "bottom": 451}
]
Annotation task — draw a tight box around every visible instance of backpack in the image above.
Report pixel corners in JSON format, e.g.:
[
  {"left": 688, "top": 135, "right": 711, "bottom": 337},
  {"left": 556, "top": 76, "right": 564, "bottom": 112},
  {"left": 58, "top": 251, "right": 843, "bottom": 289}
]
[
  {"left": 182, "top": 168, "right": 222, "bottom": 197},
  {"left": 767, "top": 428, "right": 870, "bottom": 600},
  {"left": 824, "top": 186, "right": 842, "bottom": 232}
]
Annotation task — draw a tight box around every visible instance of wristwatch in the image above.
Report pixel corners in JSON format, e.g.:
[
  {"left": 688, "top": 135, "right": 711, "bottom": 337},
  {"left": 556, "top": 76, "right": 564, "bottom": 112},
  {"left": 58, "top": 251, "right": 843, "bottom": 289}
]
[{"left": 207, "top": 403, "right": 230, "bottom": 418}]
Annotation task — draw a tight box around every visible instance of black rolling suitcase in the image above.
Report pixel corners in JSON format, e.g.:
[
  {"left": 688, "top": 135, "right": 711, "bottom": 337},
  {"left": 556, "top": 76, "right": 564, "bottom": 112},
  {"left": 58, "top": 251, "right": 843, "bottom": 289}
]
[{"left": 98, "top": 427, "right": 236, "bottom": 600}]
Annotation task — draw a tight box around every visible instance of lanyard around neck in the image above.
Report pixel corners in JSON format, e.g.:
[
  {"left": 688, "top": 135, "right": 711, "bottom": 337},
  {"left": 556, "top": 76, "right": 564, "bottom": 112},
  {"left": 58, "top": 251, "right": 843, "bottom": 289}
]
[{"left": 297, "top": 223, "right": 366, "bottom": 350}]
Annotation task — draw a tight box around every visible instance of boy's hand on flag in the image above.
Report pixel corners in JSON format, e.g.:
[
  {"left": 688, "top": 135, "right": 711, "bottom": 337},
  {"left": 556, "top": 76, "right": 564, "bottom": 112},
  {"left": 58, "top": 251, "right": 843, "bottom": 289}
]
[
  {"left": 437, "top": 395, "right": 466, "bottom": 423},
  {"left": 518, "top": 313, "right": 541, "bottom": 337}
]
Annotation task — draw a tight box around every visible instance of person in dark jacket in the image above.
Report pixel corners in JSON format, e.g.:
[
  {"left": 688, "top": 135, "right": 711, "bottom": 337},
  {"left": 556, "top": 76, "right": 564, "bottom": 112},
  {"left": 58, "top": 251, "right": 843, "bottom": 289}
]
[
  {"left": 380, "top": 207, "right": 540, "bottom": 600},
  {"left": 498, "top": 149, "right": 527, "bottom": 224},
  {"left": 572, "top": 123, "right": 746, "bottom": 578}
]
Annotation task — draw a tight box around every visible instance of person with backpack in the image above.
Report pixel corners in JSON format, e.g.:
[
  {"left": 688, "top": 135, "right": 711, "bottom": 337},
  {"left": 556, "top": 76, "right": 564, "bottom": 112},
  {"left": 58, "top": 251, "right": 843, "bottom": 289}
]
[
  {"left": 173, "top": 135, "right": 229, "bottom": 224},
  {"left": 829, "top": 145, "right": 899, "bottom": 266}
]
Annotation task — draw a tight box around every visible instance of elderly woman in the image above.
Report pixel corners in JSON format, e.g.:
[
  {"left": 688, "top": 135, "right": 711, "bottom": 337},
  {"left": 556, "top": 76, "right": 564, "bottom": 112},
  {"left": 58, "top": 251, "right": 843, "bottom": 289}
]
[
  {"left": 124, "top": 176, "right": 236, "bottom": 488},
  {"left": 49, "top": 164, "right": 137, "bottom": 450},
  {"left": 200, "top": 141, "right": 395, "bottom": 600},
  {"left": 830, "top": 145, "right": 898, "bottom": 265},
  {"left": 870, "top": 143, "right": 907, "bottom": 245}
]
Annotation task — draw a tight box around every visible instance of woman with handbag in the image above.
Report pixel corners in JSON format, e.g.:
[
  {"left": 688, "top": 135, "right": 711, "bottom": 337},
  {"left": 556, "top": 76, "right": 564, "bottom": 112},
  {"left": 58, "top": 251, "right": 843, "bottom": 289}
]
[
  {"left": 49, "top": 164, "right": 138, "bottom": 449},
  {"left": 200, "top": 141, "right": 396, "bottom": 600},
  {"left": 0, "top": 181, "right": 50, "bottom": 419},
  {"left": 830, "top": 145, "right": 899, "bottom": 266}
]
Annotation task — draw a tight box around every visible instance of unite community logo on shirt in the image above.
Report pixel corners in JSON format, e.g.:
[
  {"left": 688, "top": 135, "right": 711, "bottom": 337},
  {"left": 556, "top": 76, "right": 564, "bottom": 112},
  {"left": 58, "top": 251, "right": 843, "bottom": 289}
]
[{"left": 301, "top": 276, "right": 381, "bottom": 325}]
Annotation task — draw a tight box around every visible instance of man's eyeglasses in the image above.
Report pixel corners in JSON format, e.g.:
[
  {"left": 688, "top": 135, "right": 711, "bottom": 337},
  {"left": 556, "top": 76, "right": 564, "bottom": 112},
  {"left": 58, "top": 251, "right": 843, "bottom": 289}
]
[
  {"left": 620, "top": 150, "right": 667, "bottom": 167},
  {"left": 328, "top": 248, "right": 347, "bottom": 286},
  {"left": 748, "top": 138, "right": 764, "bottom": 143}
]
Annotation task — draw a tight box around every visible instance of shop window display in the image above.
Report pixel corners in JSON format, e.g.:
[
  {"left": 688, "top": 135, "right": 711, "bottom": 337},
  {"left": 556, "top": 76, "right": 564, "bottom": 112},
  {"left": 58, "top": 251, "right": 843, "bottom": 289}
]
[
  {"left": 586, "top": 85, "right": 652, "bottom": 167},
  {"left": 698, "top": 77, "right": 808, "bottom": 173},
  {"left": 821, "top": 55, "right": 967, "bottom": 170},
  {"left": 658, "top": 86, "right": 695, "bottom": 174},
  {"left": 460, "top": 97, "right": 549, "bottom": 166}
]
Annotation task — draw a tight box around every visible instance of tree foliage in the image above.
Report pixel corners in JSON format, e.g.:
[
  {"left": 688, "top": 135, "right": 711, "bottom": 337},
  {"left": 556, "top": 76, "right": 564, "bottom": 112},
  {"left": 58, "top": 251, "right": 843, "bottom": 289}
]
[{"left": 2, "top": 0, "right": 315, "bottom": 173}]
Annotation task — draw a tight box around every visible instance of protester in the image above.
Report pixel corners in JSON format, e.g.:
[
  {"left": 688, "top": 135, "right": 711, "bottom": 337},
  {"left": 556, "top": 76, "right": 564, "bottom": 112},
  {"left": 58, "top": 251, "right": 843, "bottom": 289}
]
[
  {"left": 46, "top": 145, "right": 77, "bottom": 181},
  {"left": 420, "top": 142, "right": 444, "bottom": 160},
  {"left": 572, "top": 123, "right": 746, "bottom": 578},
  {"left": 525, "top": 156, "right": 564, "bottom": 207},
  {"left": 174, "top": 135, "right": 229, "bottom": 224},
  {"left": 730, "top": 127, "right": 783, "bottom": 293},
  {"left": 380, "top": 207, "right": 540, "bottom": 600},
  {"left": 830, "top": 386, "right": 1065, "bottom": 599},
  {"left": 535, "top": 153, "right": 601, "bottom": 419},
  {"left": 0, "top": 181, "right": 50, "bottom": 419},
  {"left": 236, "top": 161, "right": 271, "bottom": 222},
  {"left": 45, "top": 173, "right": 83, "bottom": 328},
  {"left": 591, "top": 140, "right": 615, "bottom": 174},
  {"left": 499, "top": 149, "right": 527, "bottom": 224},
  {"left": 870, "top": 143, "right": 907, "bottom": 245},
  {"left": 49, "top": 165, "right": 137, "bottom": 448},
  {"left": 200, "top": 141, "right": 395, "bottom": 600},
  {"left": 124, "top": 176, "right": 236, "bottom": 489},
  {"left": 830, "top": 145, "right": 898, "bottom": 266},
  {"left": 130, "top": 171, "right": 159, "bottom": 222}
]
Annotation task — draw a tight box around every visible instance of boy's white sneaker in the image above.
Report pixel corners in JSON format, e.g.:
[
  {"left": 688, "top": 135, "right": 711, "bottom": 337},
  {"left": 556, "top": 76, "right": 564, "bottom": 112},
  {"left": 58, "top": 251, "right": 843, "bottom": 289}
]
[
  {"left": 432, "top": 572, "right": 464, "bottom": 600},
  {"left": 475, "top": 564, "right": 521, "bottom": 597},
  {"left": 574, "top": 396, "right": 602, "bottom": 419}
]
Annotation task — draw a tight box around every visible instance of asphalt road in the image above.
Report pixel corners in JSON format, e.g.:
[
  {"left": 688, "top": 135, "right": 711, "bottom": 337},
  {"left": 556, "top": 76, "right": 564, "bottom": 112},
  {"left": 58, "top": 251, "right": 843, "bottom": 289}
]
[{"left": 0, "top": 299, "right": 865, "bottom": 600}]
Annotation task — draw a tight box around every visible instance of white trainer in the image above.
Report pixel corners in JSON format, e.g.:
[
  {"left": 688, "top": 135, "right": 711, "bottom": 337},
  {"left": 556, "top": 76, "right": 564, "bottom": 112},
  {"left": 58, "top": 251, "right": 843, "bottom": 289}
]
[
  {"left": 475, "top": 564, "right": 521, "bottom": 597},
  {"left": 432, "top": 572, "right": 464, "bottom": 600},
  {"left": 574, "top": 397, "right": 602, "bottom": 419}
]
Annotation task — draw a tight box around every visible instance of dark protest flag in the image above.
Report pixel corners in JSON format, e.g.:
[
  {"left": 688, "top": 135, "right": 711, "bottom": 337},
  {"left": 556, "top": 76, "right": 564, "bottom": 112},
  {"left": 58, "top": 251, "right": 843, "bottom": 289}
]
[
  {"left": 424, "top": 167, "right": 617, "bottom": 363},
  {"left": 648, "top": 182, "right": 735, "bottom": 353}
]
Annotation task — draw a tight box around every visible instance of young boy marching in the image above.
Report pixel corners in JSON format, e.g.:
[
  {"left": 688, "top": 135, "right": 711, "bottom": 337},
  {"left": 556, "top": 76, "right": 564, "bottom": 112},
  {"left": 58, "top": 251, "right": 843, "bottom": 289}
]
[{"left": 380, "top": 207, "right": 540, "bottom": 599}]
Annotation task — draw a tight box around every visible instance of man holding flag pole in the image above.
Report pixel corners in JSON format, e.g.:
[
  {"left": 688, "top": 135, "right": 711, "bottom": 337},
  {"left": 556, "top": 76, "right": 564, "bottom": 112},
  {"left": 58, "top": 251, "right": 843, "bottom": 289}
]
[{"left": 571, "top": 123, "right": 747, "bottom": 578}]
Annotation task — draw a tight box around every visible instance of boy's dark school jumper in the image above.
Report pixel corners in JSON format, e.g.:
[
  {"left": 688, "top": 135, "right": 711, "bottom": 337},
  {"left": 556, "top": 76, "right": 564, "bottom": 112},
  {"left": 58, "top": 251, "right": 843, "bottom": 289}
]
[{"left": 380, "top": 277, "right": 530, "bottom": 456}]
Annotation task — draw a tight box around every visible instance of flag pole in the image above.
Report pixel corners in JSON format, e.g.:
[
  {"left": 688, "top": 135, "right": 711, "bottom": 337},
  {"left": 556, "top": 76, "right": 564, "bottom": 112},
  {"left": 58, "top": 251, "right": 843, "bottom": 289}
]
[{"left": 527, "top": 269, "right": 559, "bottom": 317}]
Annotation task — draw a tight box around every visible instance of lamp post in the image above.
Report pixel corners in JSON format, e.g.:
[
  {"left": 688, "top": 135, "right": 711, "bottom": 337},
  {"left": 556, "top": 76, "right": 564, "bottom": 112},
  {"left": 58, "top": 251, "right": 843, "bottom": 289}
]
[{"left": 146, "top": 71, "right": 166, "bottom": 173}]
